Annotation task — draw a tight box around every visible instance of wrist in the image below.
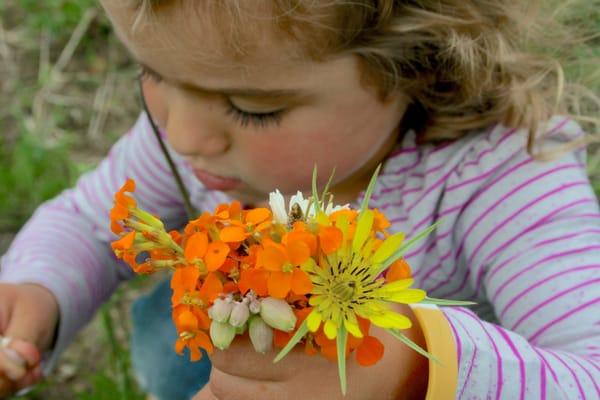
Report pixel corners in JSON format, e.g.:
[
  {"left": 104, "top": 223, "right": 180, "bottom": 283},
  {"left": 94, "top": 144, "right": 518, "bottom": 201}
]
[{"left": 18, "top": 283, "right": 60, "bottom": 352}]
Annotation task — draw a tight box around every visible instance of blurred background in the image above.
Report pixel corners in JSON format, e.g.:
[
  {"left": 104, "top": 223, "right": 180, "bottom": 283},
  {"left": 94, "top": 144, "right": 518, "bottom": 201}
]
[{"left": 0, "top": 0, "right": 598, "bottom": 399}]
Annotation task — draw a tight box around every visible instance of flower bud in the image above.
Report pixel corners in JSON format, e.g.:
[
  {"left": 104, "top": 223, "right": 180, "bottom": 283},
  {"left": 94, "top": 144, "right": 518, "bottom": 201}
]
[
  {"left": 249, "top": 316, "right": 273, "bottom": 354},
  {"left": 234, "top": 323, "right": 247, "bottom": 335},
  {"left": 229, "top": 302, "right": 250, "bottom": 328},
  {"left": 249, "top": 299, "right": 261, "bottom": 314},
  {"left": 259, "top": 297, "right": 297, "bottom": 332},
  {"left": 210, "top": 321, "right": 236, "bottom": 350},
  {"left": 208, "top": 298, "right": 233, "bottom": 323}
]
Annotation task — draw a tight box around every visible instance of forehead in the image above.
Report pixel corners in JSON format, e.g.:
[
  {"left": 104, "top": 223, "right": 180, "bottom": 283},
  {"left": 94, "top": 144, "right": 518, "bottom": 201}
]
[{"left": 103, "top": 0, "right": 314, "bottom": 74}]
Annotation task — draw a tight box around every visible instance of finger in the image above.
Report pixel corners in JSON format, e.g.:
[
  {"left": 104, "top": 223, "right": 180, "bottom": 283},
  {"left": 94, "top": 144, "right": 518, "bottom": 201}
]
[
  {"left": 192, "top": 386, "right": 217, "bottom": 400},
  {"left": 15, "top": 365, "right": 43, "bottom": 391},
  {"left": 5, "top": 338, "right": 40, "bottom": 368},
  {"left": 0, "top": 350, "right": 25, "bottom": 381},
  {"left": 210, "top": 335, "right": 326, "bottom": 381}
]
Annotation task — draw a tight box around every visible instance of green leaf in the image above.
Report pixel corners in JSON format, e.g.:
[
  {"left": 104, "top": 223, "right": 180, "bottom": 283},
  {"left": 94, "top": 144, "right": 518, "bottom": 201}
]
[
  {"left": 388, "top": 329, "right": 440, "bottom": 364},
  {"left": 321, "top": 167, "right": 336, "bottom": 205},
  {"left": 378, "top": 221, "right": 442, "bottom": 274},
  {"left": 273, "top": 320, "right": 309, "bottom": 363},
  {"left": 419, "top": 297, "right": 476, "bottom": 306},
  {"left": 311, "top": 165, "right": 321, "bottom": 214},
  {"left": 336, "top": 325, "right": 348, "bottom": 396},
  {"left": 359, "top": 164, "right": 382, "bottom": 214}
]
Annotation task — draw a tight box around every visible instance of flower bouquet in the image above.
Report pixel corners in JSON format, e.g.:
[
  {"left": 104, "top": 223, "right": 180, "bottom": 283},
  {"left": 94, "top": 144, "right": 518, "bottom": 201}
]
[{"left": 110, "top": 167, "right": 471, "bottom": 394}]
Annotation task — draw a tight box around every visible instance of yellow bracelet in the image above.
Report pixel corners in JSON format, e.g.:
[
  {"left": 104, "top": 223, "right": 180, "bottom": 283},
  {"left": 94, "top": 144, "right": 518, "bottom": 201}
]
[{"left": 410, "top": 304, "right": 458, "bottom": 400}]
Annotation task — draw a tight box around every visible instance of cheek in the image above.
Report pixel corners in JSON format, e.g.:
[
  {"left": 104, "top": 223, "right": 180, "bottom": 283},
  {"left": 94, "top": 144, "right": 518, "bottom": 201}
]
[{"left": 236, "top": 126, "right": 356, "bottom": 190}]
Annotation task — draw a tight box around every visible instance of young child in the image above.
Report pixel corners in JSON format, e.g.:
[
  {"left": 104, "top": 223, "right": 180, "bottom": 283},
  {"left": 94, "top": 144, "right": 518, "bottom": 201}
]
[{"left": 1, "top": 1, "right": 599, "bottom": 399}]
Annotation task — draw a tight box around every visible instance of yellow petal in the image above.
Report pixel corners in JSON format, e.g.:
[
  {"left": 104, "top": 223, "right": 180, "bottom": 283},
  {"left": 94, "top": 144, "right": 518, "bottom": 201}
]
[
  {"left": 352, "top": 210, "right": 374, "bottom": 252},
  {"left": 369, "top": 311, "right": 412, "bottom": 330},
  {"left": 385, "top": 289, "right": 427, "bottom": 304},
  {"left": 315, "top": 211, "right": 331, "bottom": 226},
  {"left": 324, "top": 320, "right": 338, "bottom": 339},
  {"left": 335, "top": 213, "right": 350, "bottom": 242},
  {"left": 307, "top": 311, "right": 322, "bottom": 332},
  {"left": 372, "top": 232, "right": 405, "bottom": 264},
  {"left": 381, "top": 278, "right": 414, "bottom": 292},
  {"left": 344, "top": 318, "right": 364, "bottom": 338}
]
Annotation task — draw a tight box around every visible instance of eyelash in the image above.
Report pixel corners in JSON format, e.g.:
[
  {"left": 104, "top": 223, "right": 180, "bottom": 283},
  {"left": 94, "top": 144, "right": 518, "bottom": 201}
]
[
  {"left": 225, "top": 100, "right": 283, "bottom": 129},
  {"left": 137, "top": 65, "right": 283, "bottom": 129}
]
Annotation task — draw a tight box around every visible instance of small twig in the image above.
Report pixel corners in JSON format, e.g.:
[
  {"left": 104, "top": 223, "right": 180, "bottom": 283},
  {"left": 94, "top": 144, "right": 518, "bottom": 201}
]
[
  {"left": 32, "top": 8, "right": 97, "bottom": 137},
  {"left": 87, "top": 72, "right": 115, "bottom": 141},
  {"left": 53, "top": 9, "right": 97, "bottom": 75}
]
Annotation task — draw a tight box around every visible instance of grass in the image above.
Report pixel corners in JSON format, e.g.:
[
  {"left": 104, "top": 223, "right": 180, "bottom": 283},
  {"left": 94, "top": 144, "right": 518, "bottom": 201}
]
[{"left": 0, "top": 1, "right": 598, "bottom": 399}]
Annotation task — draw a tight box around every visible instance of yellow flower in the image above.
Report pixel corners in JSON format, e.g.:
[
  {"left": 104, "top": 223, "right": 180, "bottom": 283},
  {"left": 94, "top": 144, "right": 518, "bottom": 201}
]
[{"left": 305, "top": 209, "right": 426, "bottom": 340}]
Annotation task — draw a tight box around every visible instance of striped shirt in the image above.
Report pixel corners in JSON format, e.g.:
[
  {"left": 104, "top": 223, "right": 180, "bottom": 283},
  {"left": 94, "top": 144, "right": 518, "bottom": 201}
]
[{"left": 1, "top": 113, "right": 599, "bottom": 399}]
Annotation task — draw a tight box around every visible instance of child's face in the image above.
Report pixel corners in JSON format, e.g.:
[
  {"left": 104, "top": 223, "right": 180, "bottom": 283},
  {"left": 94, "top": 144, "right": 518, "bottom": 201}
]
[{"left": 102, "top": 1, "right": 408, "bottom": 205}]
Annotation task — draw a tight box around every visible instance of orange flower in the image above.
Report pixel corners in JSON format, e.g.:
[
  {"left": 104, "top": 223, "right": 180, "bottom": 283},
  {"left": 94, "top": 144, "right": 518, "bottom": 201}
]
[
  {"left": 257, "top": 238, "right": 313, "bottom": 298},
  {"left": 174, "top": 309, "right": 213, "bottom": 361},
  {"left": 171, "top": 265, "right": 202, "bottom": 305},
  {"left": 109, "top": 179, "right": 136, "bottom": 234}
]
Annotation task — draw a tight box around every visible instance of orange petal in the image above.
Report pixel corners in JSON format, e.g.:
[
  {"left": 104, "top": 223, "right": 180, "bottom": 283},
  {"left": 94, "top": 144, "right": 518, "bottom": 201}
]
[
  {"left": 286, "top": 239, "right": 311, "bottom": 266},
  {"left": 190, "top": 345, "right": 202, "bottom": 361},
  {"left": 386, "top": 259, "right": 412, "bottom": 281},
  {"left": 205, "top": 241, "right": 230, "bottom": 271},
  {"left": 239, "top": 268, "right": 269, "bottom": 296},
  {"left": 194, "top": 330, "right": 214, "bottom": 354},
  {"left": 177, "top": 310, "right": 198, "bottom": 332},
  {"left": 219, "top": 226, "right": 246, "bottom": 242},
  {"left": 199, "top": 272, "right": 223, "bottom": 302},
  {"left": 171, "top": 265, "right": 201, "bottom": 293},
  {"left": 320, "top": 344, "right": 338, "bottom": 361},
  {"left": 111, "top": 231, "right": 136, "bottom": 251},
  {"left": 294, "top": 307, "right": 313, "bottom": 328},
  {"left": 258, "top": 244, "right": 287, "bottom": 272},
  {"left": 194, "top": 309, "right": 211, "bottom": 330},
  {"left": 356, "top": 335, "right": 384, "bottom": 366},
  {"left": 291, "top": 268, "right": 313, "bottom": 295},
  {"left": 110, "top": 203, "right": 129, "bottom": 221},
  {"left": 175, "top": 338, "right": 185, "bottom": 355},
  {"left": 245, "top": 208, "right": 271, "bottom": 225},
  {"left": 122, "top": 178, "right": 136, "bottom": 193},
  {"left": 273, "top": 329, "right": 292, "bottom": 348},
  {"left": 318, "top": 226, "right": 343, "bottom": 254},
  {"left": 111, "top": 221, "right": 124, "bottom": 235},
  {"left": 229, "top": 201, "right": 242, "bottom": 221},
  {"left": 268, "top": 271, "right": 292, "bottom": 299},
  {"left": 185, "top": 232, "right": 209, "bottom": 262}
]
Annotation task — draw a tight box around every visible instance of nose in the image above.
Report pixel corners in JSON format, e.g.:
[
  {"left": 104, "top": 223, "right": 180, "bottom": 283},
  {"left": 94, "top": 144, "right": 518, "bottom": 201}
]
[{"left": 165, "top": 95, "right": 231, "bottom": 158}]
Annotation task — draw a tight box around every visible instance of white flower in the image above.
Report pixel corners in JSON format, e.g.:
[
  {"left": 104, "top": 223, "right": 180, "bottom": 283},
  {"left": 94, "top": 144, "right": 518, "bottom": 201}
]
[
  {"left": 268, "top": 189, "right": 349, "bottom": 225},
  {"left": 269, "top": 189, "right": 288, "bottom": 224}
]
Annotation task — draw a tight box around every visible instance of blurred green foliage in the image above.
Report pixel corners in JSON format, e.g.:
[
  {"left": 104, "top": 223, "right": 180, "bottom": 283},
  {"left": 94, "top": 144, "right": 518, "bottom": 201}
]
[{"left": 0, "top": 133, "right": 75, "bottom": 232}]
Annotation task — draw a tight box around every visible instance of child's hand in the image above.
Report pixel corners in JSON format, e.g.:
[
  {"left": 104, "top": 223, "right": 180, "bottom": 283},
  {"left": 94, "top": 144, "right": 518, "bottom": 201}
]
[
  {"left": 0, "top": 283, "right": 59, "bottom": 398},
  {"left": 195, "top": 305, "right": 429, "bottom": 400}
]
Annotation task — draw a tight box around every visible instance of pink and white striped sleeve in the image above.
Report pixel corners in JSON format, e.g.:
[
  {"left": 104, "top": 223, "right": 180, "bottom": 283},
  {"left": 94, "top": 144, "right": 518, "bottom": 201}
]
[
  {"left": 0, "top": 112, "right": 190, "bottom": 368},
  {"left": 444, "top": 133, "right": 600, "bottom": 398}
]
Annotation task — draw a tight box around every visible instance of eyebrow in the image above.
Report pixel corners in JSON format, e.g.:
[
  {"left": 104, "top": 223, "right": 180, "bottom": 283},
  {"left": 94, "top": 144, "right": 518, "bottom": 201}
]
[{"left": 139, "top": 62, "right": 309, "bottom": 101}]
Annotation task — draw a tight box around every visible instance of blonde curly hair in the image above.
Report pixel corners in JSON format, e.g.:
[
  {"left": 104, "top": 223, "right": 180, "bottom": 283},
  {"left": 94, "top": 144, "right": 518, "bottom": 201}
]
[{"left": 126, "top": 0, "right": 598, "bottom": 157}]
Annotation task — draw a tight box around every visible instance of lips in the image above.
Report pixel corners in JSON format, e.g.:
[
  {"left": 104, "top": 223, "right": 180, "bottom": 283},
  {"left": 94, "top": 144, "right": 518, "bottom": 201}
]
[{"left": 193, "top": 169, "right": 242, "bottom": 191}]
